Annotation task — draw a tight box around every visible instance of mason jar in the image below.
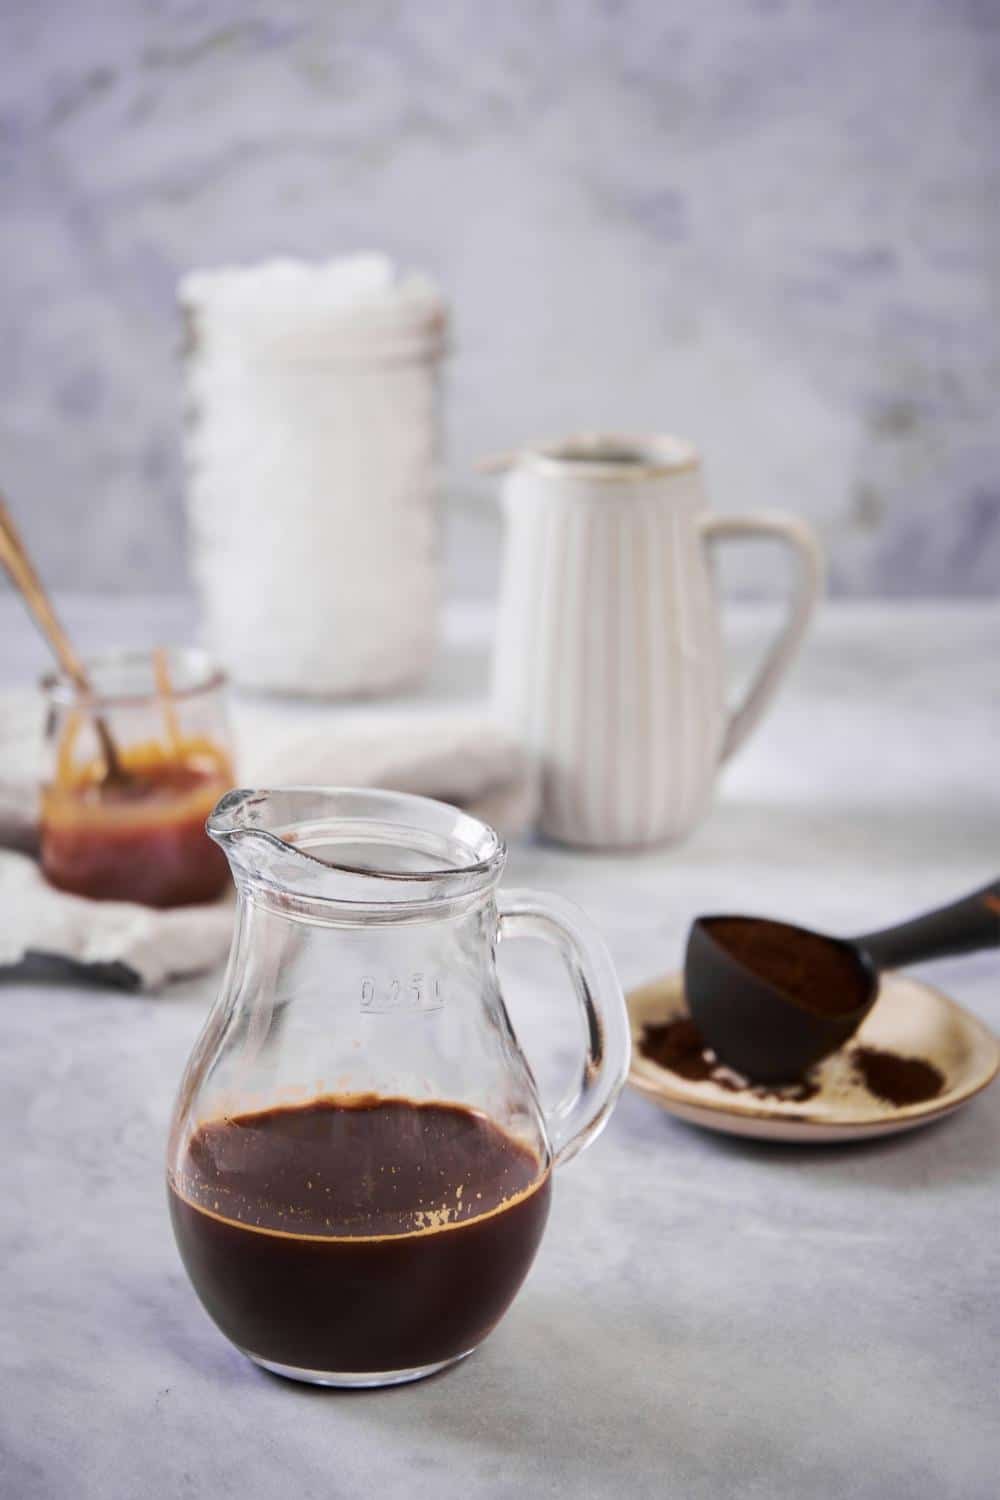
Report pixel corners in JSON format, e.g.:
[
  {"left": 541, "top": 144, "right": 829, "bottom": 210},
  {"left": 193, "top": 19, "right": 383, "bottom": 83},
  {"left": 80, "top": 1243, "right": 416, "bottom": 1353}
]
[{"left": 181, "top": 257, "right": 447, "bottom": 696}]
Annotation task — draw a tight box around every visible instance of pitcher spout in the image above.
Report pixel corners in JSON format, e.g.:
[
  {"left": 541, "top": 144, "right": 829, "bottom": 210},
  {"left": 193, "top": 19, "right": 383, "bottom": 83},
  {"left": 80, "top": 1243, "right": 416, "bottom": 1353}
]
[{"left": 207, "top": 786, "right": 506, "bottom": 913}]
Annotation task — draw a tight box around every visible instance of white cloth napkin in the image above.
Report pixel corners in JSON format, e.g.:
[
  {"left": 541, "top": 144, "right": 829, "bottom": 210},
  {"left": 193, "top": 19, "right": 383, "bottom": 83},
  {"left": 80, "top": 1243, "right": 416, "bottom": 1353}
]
[
  {"left": 252, "top": 712, "right": 536, "bottom": 832},
  {"left": 0, "top": 698, "right": 534, "bottom": 990},
  {"left": 0, "top": 851, "right": 234, "bottom": 989}
]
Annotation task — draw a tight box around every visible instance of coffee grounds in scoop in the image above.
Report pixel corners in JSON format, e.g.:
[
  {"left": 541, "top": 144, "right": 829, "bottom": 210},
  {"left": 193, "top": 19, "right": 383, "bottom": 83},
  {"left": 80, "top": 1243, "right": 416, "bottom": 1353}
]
[{"left": 704, "top": 917, "right": 868, "bottom": 1017}]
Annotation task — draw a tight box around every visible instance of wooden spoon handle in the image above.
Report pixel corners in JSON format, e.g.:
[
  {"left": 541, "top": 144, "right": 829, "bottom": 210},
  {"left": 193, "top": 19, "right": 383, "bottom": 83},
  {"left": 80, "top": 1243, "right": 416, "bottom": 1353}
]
[
  {"left": 0, "top": 494, "right": 128, "bottom": 784},
  {"left": 0, "top": 495, "right": 88, "bottom": 688}
]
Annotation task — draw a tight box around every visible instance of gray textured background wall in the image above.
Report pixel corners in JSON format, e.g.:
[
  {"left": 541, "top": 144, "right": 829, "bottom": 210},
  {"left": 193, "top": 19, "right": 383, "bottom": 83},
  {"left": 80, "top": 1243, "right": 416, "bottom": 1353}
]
[{"left": 3, "top": 0, "right": 998, "bottom": 597}]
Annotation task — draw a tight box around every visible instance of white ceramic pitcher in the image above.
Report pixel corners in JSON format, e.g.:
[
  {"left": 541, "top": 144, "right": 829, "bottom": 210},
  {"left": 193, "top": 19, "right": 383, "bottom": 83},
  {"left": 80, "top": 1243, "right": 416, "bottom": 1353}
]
[{"left": 491, "top": 434, "right": 824, "bottom": 847}]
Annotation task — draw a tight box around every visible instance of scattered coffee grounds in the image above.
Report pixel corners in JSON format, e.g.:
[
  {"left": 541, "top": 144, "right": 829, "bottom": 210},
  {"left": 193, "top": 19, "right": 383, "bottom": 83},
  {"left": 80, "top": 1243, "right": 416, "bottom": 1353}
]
[
  {"left": 641, "top": 1018, "right": 714, "bottom": 1081},
  {"left": 641, "top": 1016, "right": 947, "bottom": 1113},
  {"left": 850, "top": 1046, "right": 943, "bottom": 1107},
  {"left": 640, "top": 1017, "right": 820, "bottom": 1103},
  {"left": 704, "top": 917, "right": 869, "bottom": 1017}
]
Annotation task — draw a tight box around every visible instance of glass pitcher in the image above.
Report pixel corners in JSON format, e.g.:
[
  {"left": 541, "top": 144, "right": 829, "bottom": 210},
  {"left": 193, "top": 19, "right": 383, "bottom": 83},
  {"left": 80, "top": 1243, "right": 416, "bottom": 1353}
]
[{"left": 167, "top": 787, "right": 629, "bottom": 1388}]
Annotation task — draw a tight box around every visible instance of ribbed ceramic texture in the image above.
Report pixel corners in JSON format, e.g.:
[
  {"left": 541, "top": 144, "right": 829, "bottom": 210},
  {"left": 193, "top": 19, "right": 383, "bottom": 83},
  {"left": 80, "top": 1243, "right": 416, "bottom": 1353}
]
[{"left": 493, "top": 466, "right": 726, "bottom": 847}]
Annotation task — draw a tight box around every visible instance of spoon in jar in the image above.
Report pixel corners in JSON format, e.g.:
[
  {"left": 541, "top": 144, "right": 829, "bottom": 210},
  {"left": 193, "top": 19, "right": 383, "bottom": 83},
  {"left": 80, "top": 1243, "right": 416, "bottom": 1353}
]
[
  {"left": 0, "top": 494, "right": 131, "bottom": 788},
  {"left": 685, "top": 879, "right": 1000, "bottom": 1083}
]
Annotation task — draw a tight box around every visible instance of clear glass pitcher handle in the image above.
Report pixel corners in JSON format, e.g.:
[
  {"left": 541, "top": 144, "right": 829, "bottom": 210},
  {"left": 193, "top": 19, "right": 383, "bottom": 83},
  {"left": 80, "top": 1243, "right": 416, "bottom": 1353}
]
[{"left": 497, "top": 889, "right": 630, "bottom": 1166}]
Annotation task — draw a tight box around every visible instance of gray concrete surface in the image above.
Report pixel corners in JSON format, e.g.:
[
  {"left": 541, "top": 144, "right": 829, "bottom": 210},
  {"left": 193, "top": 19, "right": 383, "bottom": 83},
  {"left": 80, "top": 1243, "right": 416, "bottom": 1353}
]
[{"left": 2, "top": 597, "right": 999, "bottom": 1499}]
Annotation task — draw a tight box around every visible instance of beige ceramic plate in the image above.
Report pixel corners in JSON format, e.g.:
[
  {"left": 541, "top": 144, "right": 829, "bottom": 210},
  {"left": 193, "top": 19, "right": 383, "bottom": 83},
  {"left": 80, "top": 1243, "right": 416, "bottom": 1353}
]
[{"left": 628, "top": 971, "right": 999, "bottom": 1143}]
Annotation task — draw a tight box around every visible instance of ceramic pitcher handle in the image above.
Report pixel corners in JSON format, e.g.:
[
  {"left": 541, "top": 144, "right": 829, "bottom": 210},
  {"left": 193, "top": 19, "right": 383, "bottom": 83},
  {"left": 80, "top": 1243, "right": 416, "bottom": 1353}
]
[
  {"left": 497, "top": 890, "right": 630, "bottom": 1167},
  {"left": 700, "top": 511, "right": 824, "bottom": 763}
]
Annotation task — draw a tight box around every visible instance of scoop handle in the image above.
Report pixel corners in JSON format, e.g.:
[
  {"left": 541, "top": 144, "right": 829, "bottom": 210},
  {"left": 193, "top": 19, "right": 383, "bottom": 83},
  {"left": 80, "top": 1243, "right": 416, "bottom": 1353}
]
[{"left": 854, "top": 880, "right": 1000, "bottom": 971}]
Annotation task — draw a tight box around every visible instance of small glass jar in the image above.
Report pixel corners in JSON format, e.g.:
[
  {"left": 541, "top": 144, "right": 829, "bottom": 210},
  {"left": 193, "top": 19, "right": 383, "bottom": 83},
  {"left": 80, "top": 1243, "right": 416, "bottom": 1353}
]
[{"left": 39, "top": 647, "right": 235, "bottom": 908}]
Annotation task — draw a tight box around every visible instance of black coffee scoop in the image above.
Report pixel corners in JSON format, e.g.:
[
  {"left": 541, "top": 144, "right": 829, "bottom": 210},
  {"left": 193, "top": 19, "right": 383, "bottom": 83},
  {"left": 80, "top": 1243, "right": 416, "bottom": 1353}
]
[{"left": 685, "top": 879, "right": 1000, "bottom": 1084}]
